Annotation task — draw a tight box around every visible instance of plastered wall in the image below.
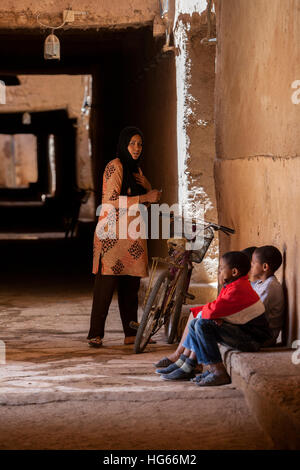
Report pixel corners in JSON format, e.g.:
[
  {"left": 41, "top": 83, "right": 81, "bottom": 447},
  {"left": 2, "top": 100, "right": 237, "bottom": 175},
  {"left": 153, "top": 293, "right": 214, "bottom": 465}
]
[
  {"left": 0, "top": 0, "right": 159, "bottom": 29},
  {"left": 174, "top": 8, "right": 218, "bottom": 285},
  {"left": 0, "top": 134, "right": 37, "bottom": 187},
  {"left": 214, "top": 0, "right": 300, "bottom": 344}
]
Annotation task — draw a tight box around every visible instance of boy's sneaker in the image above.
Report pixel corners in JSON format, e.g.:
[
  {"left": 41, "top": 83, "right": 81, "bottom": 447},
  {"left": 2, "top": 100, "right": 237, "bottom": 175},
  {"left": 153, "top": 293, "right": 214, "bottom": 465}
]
[
  {"left": 154, "top": 357, "right": 173, "bottom": 368},
  {"left": 156, "top": 353, "right": 188, "bottom": 374},
  {"left": 156, "top": 362, "right": 180, "bottom": 375},
  {"left": 161, "top": 357, "right": 196, "bottom": 381},
  {"left": 161, "top": 368, "right": 195, "bottom": 381}
]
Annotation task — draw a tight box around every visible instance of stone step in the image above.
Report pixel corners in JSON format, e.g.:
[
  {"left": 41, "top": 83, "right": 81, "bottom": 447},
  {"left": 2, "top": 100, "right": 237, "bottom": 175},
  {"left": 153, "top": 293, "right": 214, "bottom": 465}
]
[{"left": 220, "top": 345, "right": 300, "bottom": 450}]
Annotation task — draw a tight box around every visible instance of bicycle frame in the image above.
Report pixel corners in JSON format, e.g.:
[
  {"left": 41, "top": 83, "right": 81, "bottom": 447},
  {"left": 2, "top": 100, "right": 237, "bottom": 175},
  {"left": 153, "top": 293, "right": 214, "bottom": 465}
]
[
  {"left": 166, "top": 224, "right": 215, "bottom": 292},
  {"left": 148, "top": 223, "right": 215, "bottom": 316},
  {"left": 134, "top": 217, "right": 235, "bottom": 351}
]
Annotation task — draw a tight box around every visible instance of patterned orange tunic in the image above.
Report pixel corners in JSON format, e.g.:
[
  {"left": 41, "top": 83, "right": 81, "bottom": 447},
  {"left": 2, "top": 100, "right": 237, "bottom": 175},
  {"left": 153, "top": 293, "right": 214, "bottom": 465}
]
[{"left": 92, "top": 158, "right": 149, "bottom": 277}]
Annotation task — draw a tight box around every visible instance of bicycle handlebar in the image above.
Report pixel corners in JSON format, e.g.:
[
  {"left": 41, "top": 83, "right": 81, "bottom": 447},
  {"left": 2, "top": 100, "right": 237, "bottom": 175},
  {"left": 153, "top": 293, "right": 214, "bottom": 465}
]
[
  {"left": 206, "top": 222, "right": 235, "bottom": 235},
  {"left": 159, "top": 213, "right": 235, "bottom": 235}
]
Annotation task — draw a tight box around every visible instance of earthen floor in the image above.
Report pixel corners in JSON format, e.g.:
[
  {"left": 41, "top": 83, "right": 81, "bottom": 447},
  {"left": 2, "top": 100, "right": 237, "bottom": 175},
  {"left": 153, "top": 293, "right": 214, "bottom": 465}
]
[{"left": 0, "top": 283, "right": 274, "bottom": 450}]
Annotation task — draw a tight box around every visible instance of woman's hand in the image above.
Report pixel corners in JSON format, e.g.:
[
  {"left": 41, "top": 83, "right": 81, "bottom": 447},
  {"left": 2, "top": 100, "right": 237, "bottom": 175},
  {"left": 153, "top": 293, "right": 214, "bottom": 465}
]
[
  {"left": 140, "top": 189, "right": 162, "bottom": 204},
  {"left": 133, "top": 168, "right": 152, "bottom": 192}
]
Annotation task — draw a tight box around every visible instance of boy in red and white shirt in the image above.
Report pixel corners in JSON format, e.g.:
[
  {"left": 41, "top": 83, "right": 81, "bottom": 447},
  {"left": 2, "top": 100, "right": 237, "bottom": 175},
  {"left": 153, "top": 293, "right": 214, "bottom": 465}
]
[{"left": 157, "top": 251, "right": 272, "bottom": 386}]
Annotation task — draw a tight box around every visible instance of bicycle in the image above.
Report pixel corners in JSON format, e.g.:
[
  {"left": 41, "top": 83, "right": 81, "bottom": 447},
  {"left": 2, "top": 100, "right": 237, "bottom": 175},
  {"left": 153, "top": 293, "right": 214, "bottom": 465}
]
[{"left": 133, "top": 216, "right": 235, "bottom": 353}]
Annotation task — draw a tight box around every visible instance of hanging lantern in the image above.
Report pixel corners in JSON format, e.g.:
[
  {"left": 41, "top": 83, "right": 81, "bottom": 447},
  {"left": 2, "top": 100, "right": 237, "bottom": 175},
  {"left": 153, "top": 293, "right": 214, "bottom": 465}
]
[
  {"left": 44, "top": 31, "right": 60, "bottom": 60},
  {"left": 22, "top": 112, "right": 31, "bottom": 125}
]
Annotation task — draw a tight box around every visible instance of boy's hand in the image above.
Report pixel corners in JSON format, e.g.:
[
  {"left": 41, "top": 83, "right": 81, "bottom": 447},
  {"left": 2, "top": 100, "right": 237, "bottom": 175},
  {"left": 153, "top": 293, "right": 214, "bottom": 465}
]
[{"left": 214, "top": 319, "right": 223, "bottom": 326}]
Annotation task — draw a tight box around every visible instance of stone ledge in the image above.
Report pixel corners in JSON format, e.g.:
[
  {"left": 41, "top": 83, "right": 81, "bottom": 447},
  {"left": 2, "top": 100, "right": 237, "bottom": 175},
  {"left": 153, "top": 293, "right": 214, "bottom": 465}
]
[{"left": 220, "top": 345, "right": 300, "bottom": 450}]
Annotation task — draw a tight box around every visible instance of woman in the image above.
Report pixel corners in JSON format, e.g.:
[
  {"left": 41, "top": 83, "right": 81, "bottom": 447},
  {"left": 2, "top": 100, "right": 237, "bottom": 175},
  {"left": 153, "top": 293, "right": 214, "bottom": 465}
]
[{"left": 87, "top": 126, "right": 161, "bottom": 347}]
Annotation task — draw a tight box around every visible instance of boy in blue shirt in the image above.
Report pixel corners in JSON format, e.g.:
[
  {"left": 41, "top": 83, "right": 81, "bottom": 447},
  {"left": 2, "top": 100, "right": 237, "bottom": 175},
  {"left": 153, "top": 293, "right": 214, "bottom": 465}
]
[{"left": 250, "top": 245, "right": 285, "bottom": 345}]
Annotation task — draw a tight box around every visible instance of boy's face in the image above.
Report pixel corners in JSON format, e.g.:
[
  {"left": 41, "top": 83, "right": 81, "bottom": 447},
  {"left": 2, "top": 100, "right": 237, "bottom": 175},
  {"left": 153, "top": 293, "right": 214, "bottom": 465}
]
[
  {"left": 250, "top": 252, "right": 266, "bottom": 279},
  {"left": 218, "top": 257, "right": 239, "bottom": 285}
]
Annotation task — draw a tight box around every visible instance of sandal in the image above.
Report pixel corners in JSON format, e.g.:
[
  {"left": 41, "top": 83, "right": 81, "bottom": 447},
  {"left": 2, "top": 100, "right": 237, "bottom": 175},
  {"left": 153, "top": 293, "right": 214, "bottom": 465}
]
[
  {"left": 88, "top": 337, "right": 103, "bottom": 348},
  {"left": 190, "top": 370, "right": 211, "bottom": 383},
  {"left": 197, "top": 371, "right": 231, "bottom": 387},
  {"left": 124, "top": 336, "right": 136, "bottom": 345}
]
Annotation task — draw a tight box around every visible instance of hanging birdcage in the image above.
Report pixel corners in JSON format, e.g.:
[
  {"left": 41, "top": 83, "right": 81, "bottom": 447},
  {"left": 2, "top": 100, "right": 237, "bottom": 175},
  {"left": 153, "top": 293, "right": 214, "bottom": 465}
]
[{"left": 44, "top": 32, "right": 60, "bottom": 60}]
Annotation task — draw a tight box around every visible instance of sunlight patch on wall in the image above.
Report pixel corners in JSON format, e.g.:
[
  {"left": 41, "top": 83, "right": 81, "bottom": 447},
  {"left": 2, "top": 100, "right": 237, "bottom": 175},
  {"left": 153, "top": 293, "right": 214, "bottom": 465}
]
[{"left": 174, "top": 0, "right": 213, "bottom": 219}]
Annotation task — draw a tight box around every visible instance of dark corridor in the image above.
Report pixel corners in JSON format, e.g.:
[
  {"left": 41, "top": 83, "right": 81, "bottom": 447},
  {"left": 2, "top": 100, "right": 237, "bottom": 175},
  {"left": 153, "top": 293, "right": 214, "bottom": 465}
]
[{"left": 0, "top": 26, "right": 170, "bottom": 289}]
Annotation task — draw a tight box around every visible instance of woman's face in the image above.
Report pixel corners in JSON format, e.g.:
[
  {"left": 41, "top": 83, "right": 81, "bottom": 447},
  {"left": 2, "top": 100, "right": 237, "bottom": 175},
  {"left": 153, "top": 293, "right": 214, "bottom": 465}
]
[{"left": 127, "top": 134, "right": 143, "bottom": 160}]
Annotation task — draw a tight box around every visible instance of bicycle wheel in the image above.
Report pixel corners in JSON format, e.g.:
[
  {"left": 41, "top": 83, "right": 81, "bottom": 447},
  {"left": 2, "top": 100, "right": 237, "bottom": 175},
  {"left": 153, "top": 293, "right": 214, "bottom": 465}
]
[
  {"left": 165, "top": 263, "right": 189, "bottom": 344},
  {"left": 134, "top": 269, "right": 170, "bottom": 354}
]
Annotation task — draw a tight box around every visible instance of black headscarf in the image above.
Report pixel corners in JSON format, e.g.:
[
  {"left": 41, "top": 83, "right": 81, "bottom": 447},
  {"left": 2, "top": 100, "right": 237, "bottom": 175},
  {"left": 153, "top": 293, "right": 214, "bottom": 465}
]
[{"left": 116, "top": 126, "right": 147, "bottom": 197}]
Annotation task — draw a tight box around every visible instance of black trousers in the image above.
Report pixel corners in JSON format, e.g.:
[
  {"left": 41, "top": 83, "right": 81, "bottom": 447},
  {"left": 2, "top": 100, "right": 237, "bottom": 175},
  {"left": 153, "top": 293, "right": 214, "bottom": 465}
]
[{"left": 87, "top": 265, "right": 141, "bottom": 339}]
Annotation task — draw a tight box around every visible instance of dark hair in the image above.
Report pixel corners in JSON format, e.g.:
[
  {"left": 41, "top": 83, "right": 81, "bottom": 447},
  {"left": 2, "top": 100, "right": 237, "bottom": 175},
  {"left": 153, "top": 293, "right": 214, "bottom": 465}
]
[
  {"left": 116, "top": 126, "right": 147, "bottom": 197},
  {"left": 254, "top": 245, "right": 282, "bottom": 273},
  {"left": 241, "top": 246, "right": 257, "bottom": 261},
  {"left": 222, "top": 251, "right": 251, "bottom": 276}
]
